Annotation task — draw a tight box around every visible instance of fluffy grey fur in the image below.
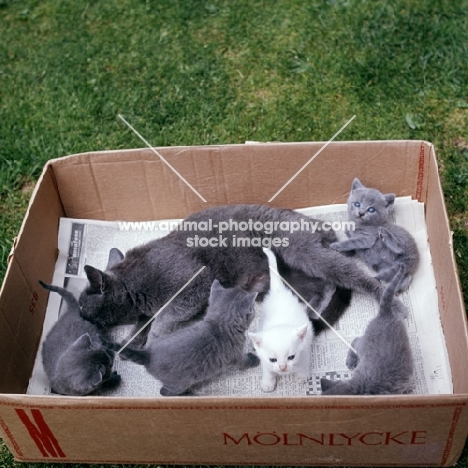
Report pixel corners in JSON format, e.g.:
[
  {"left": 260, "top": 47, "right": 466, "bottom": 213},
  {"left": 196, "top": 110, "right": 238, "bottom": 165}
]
[
  {"left": 320, "top": 265, "right": 414, "bottom": 395},
  {"left": 39, "top": 281, "right": 120, "bottom": 396},
  {"left": 79, "top": 204, "right": 383, "bottom": 340},
  {"left": 330, "top": 179, "right": 419, "bottom": 292},
  {"left": 118, "top": 279, "right": 260, "bottom": 396}
]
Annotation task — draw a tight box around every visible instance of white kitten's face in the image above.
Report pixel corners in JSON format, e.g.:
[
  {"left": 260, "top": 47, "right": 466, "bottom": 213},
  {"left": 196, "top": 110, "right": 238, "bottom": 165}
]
[{"left": 250, "top": 325, "right": 309, "bottom": 375}]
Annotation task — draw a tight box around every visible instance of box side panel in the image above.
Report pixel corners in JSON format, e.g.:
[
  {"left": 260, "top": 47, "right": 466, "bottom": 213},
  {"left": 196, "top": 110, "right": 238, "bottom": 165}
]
[
  {"left": 0, "top": 396, "right": 466, "bottom": 466},
  {"left": 0, "top": 167, "right": 63, "bottom": 394},
  {"left": 49, "top": 141, "right": 427, "bottom": 221},
  {"left": 424, "top": 145, "right": 468, "bottom": 394}
]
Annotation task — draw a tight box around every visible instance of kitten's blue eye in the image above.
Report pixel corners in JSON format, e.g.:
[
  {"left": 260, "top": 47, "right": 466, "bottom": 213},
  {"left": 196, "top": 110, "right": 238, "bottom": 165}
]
[
  {"left": 354, "top": 202, "right": 360, "bottom": 208},
  {"left": 269, "top": 358, "right": 277, "bottom": 363},
  {"left": 287, "top": 355, "right": 295, "bottom": 361},
  {"left": 367, "top": 207, "right": 376, "bottom": 213}
]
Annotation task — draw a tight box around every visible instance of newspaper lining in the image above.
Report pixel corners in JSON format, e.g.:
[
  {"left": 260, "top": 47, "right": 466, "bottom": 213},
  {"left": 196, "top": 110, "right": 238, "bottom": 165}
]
[{"left": 27, "top": 199, "right": 453, "bottom": 397}]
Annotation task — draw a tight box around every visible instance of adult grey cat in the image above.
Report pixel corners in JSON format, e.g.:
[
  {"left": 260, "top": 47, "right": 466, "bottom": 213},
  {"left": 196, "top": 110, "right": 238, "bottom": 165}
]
[
  {"left": 39, "top": 281, "right": 121, "bottom": 396},
  {"left": 330, "top": 178, "right": 419, "bottom": 292},
  {"left": 79, "top": 204, "right": 383, "bottom": 340},
  {"left": 320, "top": 265, "right": 414, "bottom": 395},
  {"left": 118, "top": 279, "right": 260, "bottom": 396}
]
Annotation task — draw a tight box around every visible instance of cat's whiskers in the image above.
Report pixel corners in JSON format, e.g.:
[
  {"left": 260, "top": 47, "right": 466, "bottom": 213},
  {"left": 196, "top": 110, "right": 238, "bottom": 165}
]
[{"left": 268, "top": 266, "right": 358, "bottom": 355}]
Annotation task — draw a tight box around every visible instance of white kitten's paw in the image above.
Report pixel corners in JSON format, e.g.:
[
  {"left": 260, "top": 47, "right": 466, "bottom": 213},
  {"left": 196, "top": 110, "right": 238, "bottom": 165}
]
[{"left": 261, "top": 377, "right": 277, "bottom": 392}]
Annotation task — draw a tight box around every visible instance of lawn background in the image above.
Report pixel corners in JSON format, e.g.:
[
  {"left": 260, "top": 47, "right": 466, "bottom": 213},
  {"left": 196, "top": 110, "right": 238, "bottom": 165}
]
[{"left": 1, "top": 0, "right": 467, "bottom": 467}]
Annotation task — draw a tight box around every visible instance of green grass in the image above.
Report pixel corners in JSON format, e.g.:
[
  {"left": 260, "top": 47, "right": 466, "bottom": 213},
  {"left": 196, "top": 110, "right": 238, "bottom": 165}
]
[{"left": 1, "top": 0, "right": 467, "bottom": 466}]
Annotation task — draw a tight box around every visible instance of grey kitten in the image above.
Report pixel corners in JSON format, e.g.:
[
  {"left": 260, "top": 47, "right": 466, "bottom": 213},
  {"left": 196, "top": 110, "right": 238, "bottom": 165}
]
[
  {"left": 39, "top": 281, "right": 121, "bottom": 396},
  {"left": 330, "top": 178, "right": 419, "bottom": 292},
  {"left": 118, "top": 279, "right": 260, "bottom": 396},
  {"left": 320, "top": 265, "right": 414, "bottom": 395},
  {"left": 80, "top": 204, "right": 383, "bottom": 341}
]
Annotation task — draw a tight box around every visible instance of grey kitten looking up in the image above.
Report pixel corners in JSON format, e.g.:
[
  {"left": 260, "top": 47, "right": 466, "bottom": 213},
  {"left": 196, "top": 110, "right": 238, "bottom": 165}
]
[
  {"left": 330, "top": 178, "right": 419, "bottom": 292},
  {"left": 39, "top": 281, "right": 120, "bottom": 396},
  {"left": 118, "top": 279, "right": 261, "bottom": 396},
  {"left": 320, "top": 265, "right": 414, "bottom": 395}
]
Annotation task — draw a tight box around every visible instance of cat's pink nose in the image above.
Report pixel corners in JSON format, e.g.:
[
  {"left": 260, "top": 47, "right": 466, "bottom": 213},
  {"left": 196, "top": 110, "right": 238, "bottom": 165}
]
[{"left": 279, "top": 364, "right": 287, "bottom": 371}]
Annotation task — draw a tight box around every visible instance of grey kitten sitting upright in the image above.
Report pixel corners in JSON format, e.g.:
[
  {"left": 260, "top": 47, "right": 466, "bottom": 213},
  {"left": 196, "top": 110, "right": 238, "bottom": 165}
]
[
  {"left": 39, "top": 281, "right": 120, "bottom": 396},
  {"left": 118, "top": 279, "right": 261, "bottom": 396},
  {"left": 330, "top": 178, "right": 419, "bottom": 292},
  {"left": 320, "top": 265, "right": 414, "bottom": 395}
]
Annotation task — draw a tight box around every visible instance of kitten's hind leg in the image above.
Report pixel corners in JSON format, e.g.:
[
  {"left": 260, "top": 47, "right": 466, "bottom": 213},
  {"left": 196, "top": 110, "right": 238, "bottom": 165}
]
[
  {"left": 118, "top": 347, "right": 150, "bottom": 365},
  {"left": 378, "top": 228, "right": 405, "bottom": 255}
]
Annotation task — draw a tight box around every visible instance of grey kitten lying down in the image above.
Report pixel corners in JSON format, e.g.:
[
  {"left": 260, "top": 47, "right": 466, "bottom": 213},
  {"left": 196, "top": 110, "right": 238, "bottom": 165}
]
[
  {"left": 117, "top": 279, "right": 261, "bottom": 396},
  {"left": 331, "top": 178, "right": 419, "bottom": 293},
  {"left": 320, "top": 265, "right": 414, "bottom": 395},
  {"left": 39, "top": 281, "right": 121, "bottom": 396},
  {"left": 79, "top": 204, "right": 383, "bottom": 341}
]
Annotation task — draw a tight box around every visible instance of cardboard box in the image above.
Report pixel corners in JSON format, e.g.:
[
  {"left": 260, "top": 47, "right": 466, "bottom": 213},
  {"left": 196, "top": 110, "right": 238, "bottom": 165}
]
[{"left": 0, "top": 140, "right": 467, "bottom": 466}]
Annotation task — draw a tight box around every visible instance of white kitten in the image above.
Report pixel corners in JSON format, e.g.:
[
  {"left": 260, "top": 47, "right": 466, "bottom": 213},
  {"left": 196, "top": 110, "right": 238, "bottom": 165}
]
[{"left": 249, "top": 248, "right": 312, "bottom": 392}]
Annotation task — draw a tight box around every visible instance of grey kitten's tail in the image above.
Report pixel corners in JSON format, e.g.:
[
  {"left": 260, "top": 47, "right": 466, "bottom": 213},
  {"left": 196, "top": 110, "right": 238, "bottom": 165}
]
[
  {"left": 39, "top": 280, "right": 80, "bottom": 311},
  {"left": 379, "top": 265, "right": 407, "bottom": 316}
]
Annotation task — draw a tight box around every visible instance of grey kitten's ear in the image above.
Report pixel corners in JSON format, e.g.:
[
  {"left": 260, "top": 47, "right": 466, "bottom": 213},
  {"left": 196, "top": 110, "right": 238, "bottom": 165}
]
[
  {"left": 351, "top": 178, "right": 365, "bottom": 191},
  {"left": 243, "top": 290, "right": 259, "bottom": 306},
  {"left": 384, "top": 193, "right": 396, "bottom": 207},
  {"left": 71, "top": 333, "right": 94, "bottom": 351},
  {"left": 210, "top": 279, "right": 225, "bottom": 293},
  {"left": 320, "top": 377, "right": 338, "bottom": 392},
  {"left": 89, "top": 370, "right": 104, "bottom": 387},
  {"left": 84, "top": 265, "right": 106, "bottom": 293},
  {"left": 107, "top": 248, "right": 124, "bottom": 269}
]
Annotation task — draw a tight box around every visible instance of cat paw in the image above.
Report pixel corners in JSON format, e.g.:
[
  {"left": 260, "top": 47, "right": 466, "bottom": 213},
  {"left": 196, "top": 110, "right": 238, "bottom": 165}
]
[
  {"left": 329, "top": 242, "right": 340, "bottom": 251},
  {"left": 261, "top": 376, "right": 277, "bottom": 392},
  {"left": 102, "top": 371, "right": 121, "bottom": 389},
  {"left": 160, "top": 386, "right": 193, "bottom": 397},
  {"left": 261, "top": 382, "right": 276, "bottom": 392}
]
